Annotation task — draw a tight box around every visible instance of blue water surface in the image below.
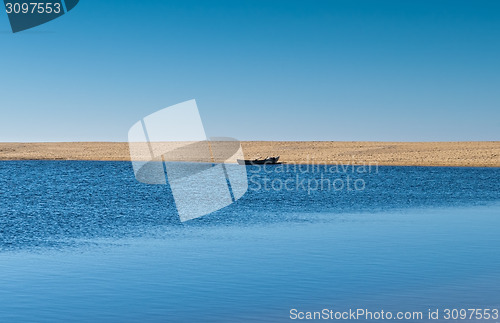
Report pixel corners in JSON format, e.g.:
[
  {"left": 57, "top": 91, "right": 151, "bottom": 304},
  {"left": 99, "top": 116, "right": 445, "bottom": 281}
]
[{"left": 0, "top": 161, "right": 499, "bottom": 322}]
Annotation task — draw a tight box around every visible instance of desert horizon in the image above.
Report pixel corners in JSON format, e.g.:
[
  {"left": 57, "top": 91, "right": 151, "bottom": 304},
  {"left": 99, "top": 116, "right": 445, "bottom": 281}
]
[{"left": 0, "top": 141, "right": 498, "bottom": 167}]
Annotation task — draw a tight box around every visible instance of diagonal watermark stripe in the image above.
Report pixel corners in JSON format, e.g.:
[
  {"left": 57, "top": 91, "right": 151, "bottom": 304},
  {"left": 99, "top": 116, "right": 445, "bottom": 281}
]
[{"left": 128, "top": 100, "right": 248, "bottom": 222}]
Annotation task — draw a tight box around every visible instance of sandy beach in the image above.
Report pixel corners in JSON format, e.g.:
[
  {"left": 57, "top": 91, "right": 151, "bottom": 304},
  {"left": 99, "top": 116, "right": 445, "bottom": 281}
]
[{"left": 0, "top": 141, "right": 499, "bottom": 167}]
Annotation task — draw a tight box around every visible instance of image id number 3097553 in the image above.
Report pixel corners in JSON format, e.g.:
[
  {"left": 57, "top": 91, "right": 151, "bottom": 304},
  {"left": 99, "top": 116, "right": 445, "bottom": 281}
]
[{"left": 5, "top": 2, "right": 61, "bottom": 14}]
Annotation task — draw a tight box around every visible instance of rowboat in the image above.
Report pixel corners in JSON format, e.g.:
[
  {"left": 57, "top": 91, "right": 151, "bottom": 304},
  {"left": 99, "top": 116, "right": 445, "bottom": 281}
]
[{"left": 237, "top": 156, "right": 280, "bottom": 165}]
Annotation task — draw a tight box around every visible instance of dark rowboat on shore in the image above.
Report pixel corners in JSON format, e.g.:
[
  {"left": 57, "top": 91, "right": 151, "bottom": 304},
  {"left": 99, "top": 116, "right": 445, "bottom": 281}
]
[{"left": 237, "top": 156, "right": 281, "bottom": 165}]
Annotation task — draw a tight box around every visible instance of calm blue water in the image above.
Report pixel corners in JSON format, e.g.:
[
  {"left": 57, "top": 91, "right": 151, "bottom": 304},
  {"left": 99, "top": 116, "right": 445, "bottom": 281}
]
[{"left": 0, "top": 161, "right": 499, "bottom": 322}]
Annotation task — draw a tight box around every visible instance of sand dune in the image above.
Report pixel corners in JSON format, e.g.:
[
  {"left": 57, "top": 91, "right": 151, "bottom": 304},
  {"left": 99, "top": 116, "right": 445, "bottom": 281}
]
[{"left": 0, "top": 141, "right": 499, "bottom": 167}]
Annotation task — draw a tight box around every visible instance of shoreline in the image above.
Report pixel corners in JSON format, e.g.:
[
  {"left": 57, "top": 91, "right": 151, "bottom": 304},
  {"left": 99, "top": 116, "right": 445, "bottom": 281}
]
[
  {"left": 0, "top": 141, "right": 499, "bottom": 167},
  {"left": 1, "top": 160, "right": 498, "bottom": 169}
]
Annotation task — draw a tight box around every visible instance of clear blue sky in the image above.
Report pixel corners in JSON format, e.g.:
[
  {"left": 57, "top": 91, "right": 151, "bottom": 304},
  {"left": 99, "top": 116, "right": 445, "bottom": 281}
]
[{"left": 1, "top": 0, "right": 499, "bottom": 141}]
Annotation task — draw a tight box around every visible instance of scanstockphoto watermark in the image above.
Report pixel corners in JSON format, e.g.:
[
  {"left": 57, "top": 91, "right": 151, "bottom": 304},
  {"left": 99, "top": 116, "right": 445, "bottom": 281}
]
[
  {"left": 248, "top": 158, "right": 379, "bottom": 194},
  {"left": 289, "top": 308, "right": 500, "bottom": 321},
  {"left": 290, "top": 308, "right": 424, "bottom": 321},
  {"left": 128, "top": 100, "right": 378, "bottom": 221}
]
